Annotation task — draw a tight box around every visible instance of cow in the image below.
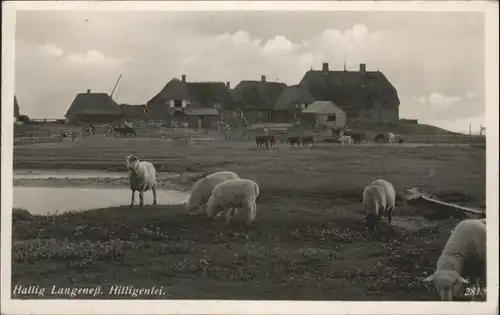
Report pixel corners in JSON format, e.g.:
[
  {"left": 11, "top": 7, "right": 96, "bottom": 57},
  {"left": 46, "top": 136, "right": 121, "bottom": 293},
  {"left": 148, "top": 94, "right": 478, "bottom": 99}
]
[
  {"left": 255, "top": 135, "right": 269, "bottom": 148},
  {"left": 256, "top": 135, "right": 276, "bottom": 148},
  {"left": 114, "top": 126, "right": 136, "bottom": 137},
  {"left": 288, "top": 136, "right": 301, "bottom": 148},
  {"left": 374, "top": 133, "right": 385, "bottom": 142},
  {"left": 300, "top": 136, "right": 314, "bottom": 147}
]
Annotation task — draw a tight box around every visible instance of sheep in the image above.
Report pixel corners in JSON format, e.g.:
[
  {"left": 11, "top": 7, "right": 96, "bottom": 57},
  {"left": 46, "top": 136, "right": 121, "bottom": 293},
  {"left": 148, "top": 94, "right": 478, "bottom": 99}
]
[
  {"left": 371, "top": 179, "right": 396, "bottom": 224},
  {"left": 206, "top": 178, "right": 260, "bottom": 225},
  {"left": 300, "top": 136, "right": 314, "bottom": 147},
  {"left": 362, "top": 179, "right": 396, "bottom": 231},
  {"left": 186, "top": 171, "right": 240, "bottom": 215},
  {"left": 362, "top": 184, "right": 387, "bottom": 231},
  {"left": 387, "top": 132, "right": 395, "bottom": 144},
  {"left": 423, "top": 219, "right": 486, "bottom": 301},
  {"left": 126, "top": 154, "right": 157, "bottom": 207}
]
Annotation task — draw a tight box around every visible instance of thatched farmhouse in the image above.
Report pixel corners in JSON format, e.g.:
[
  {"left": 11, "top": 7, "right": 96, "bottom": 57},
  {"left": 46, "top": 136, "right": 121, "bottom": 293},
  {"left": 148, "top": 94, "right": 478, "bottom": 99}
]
[
  {"left": 230, "top": 75, "right": 287, "bottom": 124},
  {"left": 65, "top": 89, "right": 123, "bottom": 124},
  {"left": 136, "top": 61, "right": 400, "bottom": 128},
  {"left": 146, "top": 75, "right": 227, "bottom": 129},
  {"left": 299, "top": 62, "right": 400, "bottom": 124}
]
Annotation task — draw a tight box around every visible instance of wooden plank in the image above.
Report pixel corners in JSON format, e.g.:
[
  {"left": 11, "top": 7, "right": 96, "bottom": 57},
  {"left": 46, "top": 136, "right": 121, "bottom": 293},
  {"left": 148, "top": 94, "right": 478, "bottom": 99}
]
[{"left": 404, "top": 187, "right": 485, "bottom": 217}]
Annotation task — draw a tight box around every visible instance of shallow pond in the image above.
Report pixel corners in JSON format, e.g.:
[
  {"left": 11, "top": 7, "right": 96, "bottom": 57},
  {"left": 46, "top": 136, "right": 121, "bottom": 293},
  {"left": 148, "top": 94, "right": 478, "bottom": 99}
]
[
  {"left": 14, "top": 169, "right": 126, "bottom": 180},
  {"left": 13, "top": 186, "right": 189, "bottom": 215}
]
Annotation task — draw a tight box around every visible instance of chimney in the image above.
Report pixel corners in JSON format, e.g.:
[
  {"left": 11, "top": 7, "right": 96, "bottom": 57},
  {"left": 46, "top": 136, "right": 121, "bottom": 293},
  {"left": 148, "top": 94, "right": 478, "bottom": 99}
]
[
  {"left": 181, "top": 75, "right": 186, "bottom": 82},
  {"left": 322, "top": 62, "right": 329, "bottom": 72},
  {"left": 359, "top": 63, "right": 366, "bottom": 73},
  {"left": 87, "top": 89, "right": 91, "bottom": 94},
  {"left": 226, "top": 81, "right": 230, "bottom": 89},
  {"left": 261, "top": 75, "right": 266, "bottom": 83}
]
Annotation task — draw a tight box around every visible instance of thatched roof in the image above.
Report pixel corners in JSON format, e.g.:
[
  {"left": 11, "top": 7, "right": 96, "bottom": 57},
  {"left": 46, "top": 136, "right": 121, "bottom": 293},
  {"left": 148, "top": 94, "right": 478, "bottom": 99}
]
[
  {"left": 65, "top": 91, "right": 122, "bottom": 119},
  {"left": 147, "top": 79, "right": 231, "bottom": 109},
  {"left": 274, "top": 85, "right": 315, "bottom": 111},
  {"left": 231, "top": 80, "right": 287, "bottom": 110},
  {"left": 299, "top": 65, "right": 400, "bottom": 112}
]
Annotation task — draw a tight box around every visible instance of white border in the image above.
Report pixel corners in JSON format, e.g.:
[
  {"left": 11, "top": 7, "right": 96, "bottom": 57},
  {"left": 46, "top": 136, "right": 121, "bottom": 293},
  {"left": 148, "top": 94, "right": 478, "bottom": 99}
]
[{"left": 2, "top": 1, "right": 499, "bottom": 315}]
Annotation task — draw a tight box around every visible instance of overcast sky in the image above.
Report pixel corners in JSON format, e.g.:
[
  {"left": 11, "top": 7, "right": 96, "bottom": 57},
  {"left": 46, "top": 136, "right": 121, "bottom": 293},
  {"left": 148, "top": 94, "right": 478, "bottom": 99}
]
[{"left": 15, "top": 10, "right": 485, "bottom": 133}]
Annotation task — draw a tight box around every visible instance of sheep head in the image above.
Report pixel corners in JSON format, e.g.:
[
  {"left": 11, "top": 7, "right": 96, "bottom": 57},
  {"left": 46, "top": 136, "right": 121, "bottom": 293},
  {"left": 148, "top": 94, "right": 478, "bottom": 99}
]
[
  {"left": 423, "top": 270, "right": 469, "bottom": 301},
  {"left": 126, "top": 154, "right": 140, "bottom": 173}
]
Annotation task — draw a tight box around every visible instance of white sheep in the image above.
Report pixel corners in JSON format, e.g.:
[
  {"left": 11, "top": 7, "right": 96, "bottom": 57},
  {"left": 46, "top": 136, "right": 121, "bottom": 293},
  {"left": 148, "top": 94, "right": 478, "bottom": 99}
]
[
  {"left": 371, "top": 179, "right": 396, "bottom": 222},
  {"left": 186, "top": 171, "right": 240, "bottom": 215},
  {"left": 387, "top": 132, "right": 395, "bottom": 144},
  {"left": 362, "top": 184, "right": 387, "bottom": 231},
  {"left": 126, "top": 154, "right": 157, "bottom": 207},
  {"left": 206, "top": 178, "right": 259, "bottom": 225},
  {"left": 423, "top": 218, "right": 486, "bottom": 301},
  {"left": 362, "top": 179, "right": 396, "bottom": 230}
]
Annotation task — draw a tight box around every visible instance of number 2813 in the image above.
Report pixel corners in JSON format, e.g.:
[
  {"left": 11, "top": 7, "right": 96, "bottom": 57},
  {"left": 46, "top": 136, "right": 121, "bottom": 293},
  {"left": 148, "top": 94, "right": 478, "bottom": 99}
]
[{"left": 464, "top": 287, "right": 486, "bottom": 297}]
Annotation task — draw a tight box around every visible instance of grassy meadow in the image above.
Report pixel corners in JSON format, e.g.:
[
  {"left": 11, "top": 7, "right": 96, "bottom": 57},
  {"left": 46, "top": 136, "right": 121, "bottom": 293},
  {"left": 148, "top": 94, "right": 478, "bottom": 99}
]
[{"left": 11, "top": 138, "right": 486, "bottom": 300}]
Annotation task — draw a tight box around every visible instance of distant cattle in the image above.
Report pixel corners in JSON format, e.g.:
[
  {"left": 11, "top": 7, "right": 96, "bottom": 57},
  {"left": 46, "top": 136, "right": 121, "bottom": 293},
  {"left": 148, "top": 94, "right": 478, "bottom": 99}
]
[
  {"left": 300, "top": 136, "right": 314, "bottom": 147},
  {"left": 288, "top": 136, "right": 301, "bottom": 148},
  {"left": 374, "top": 133, "right": 385, "bottom": 142},
  {"left": 255, "top": 135, "right": 276, "bottom": 148},
  {"left": 348, "top": 132, "right": 367, "bottom": 144},
  {"left": 114, "top": 126, "right": 136, "bottom": 137}
]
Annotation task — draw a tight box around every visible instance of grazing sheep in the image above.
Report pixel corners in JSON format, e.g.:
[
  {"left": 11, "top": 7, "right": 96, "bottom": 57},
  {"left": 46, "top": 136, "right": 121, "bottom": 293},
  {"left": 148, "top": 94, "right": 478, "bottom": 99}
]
[
  {"left": 186, "top": 171, "right": 240, "bottom": 215},
  {"left": 206, "top": 178, "right": 260, "bottom": 225},
  {"left": 423, "top": 219, "right": 486, "bottom": 301},
  {"left": 362, "top": 184, "right": 387, "bottom": 231},
  {"left": 387, "top": 132, "right": 395, "bottom": 144},
  {"left": 371, "top": 179, "right": 396, "bottom": 224},
  {"left": 126, "top": 154, "right": 157, "bottom": 207}
]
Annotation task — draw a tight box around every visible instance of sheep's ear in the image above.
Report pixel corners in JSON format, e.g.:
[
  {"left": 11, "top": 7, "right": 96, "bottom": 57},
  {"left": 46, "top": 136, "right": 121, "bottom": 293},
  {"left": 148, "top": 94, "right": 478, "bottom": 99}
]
[
  {"left": 456, "top": 275, "right": 469, "bottom": 284},
  {"left": 422, "top": 274, "right": 435, "bottom": 282}
]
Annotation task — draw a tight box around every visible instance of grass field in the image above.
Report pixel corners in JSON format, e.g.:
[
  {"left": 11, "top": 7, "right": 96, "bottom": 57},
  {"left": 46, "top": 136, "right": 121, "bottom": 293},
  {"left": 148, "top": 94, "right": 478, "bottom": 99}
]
[{"left": 11, "top": 138, "right": 486, "bottom": 300}]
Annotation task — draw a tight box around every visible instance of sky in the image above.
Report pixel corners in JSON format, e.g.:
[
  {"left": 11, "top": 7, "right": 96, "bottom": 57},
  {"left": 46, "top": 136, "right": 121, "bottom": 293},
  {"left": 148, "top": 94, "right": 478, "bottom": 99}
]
[{"left": 14, "top": 10, "right": 486, "bottom": 133}]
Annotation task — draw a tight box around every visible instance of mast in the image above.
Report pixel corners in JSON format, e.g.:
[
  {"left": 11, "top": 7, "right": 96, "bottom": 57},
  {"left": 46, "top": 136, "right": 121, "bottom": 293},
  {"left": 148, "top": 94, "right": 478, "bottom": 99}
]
[{"left": 110, "top": 74, "right": 123, "bottom": 99}]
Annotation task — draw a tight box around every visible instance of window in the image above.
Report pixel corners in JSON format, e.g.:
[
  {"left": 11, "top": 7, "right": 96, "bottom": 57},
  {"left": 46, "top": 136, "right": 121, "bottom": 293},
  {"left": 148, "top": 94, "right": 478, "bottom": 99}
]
[
  {"left": 327, "top": 114, "right": 336, "bottom": 122},
  {"left": 174, "top": 100, "right": 183, "bottom": 109}
]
